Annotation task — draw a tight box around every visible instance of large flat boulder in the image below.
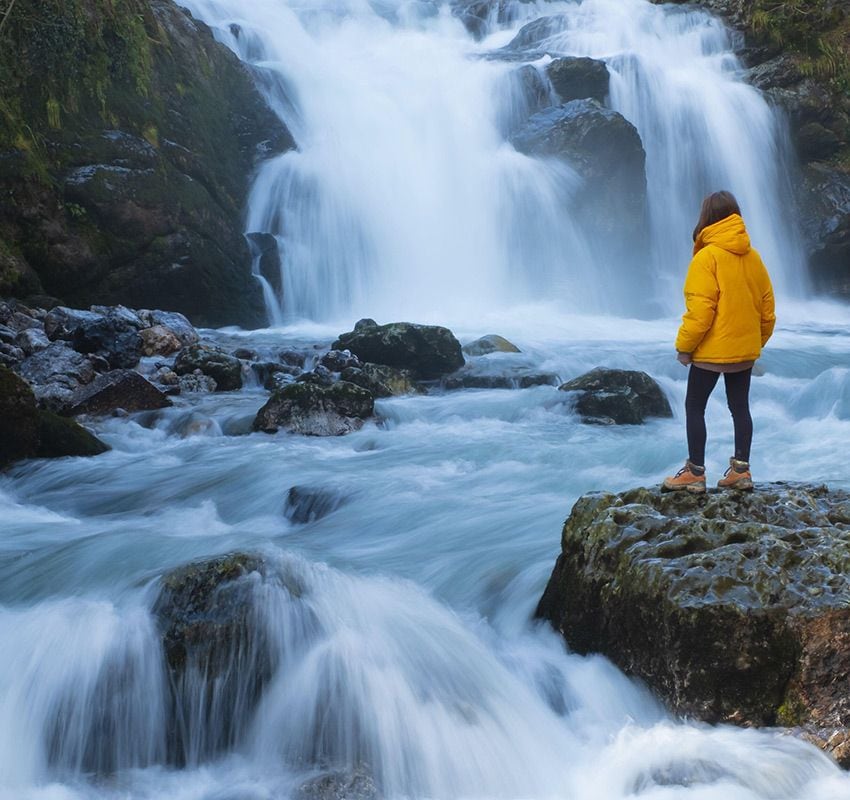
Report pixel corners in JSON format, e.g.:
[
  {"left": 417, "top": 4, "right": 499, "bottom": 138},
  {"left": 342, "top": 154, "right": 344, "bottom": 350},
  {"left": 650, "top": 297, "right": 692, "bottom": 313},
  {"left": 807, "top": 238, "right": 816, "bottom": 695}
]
[
  {"left": 332, "top": 319, "right": 464, "bottom": 381},
  {"left": 536, "top": 484, "right": 850, "bottom": 766},
  {"left": 67, "top": 369, "right": 172, "bottom": 415}
]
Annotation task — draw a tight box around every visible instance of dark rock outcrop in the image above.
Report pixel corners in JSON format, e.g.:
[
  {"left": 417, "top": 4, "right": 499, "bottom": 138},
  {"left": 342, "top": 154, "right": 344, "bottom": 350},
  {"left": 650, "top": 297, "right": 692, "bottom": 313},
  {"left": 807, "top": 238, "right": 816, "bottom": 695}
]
[
  {"left": 253, "top": 381, "right": 375, "bottom": 436},
  {"left": 536, "top": 484, "right": 850, "bottom": 766},
  {"left": 67, "top": 369, "right": 172, "bottom": 415},
  {"left": 174, "top": 345, "right": 243, "bottom": 392},
  {"left": 19, "top": 342, "right": 97, "bottom": 412},
  {"left": 545, "top": 57, "right": 610, "bottom": 103},
  {"left": 559, "top": 367, "right": 672, "bottom": 424},
  {"left": 0, "top": 0, "right": 294, "bottom": 327},
  {"left": 1, "top": 366, "right": 108, "bottom": 467},
  {"left": 332, "top": 319, "right": 464, "bottom": 381},
  {"left": 511, "top": 99, "right": 647, "bottom": 257}
]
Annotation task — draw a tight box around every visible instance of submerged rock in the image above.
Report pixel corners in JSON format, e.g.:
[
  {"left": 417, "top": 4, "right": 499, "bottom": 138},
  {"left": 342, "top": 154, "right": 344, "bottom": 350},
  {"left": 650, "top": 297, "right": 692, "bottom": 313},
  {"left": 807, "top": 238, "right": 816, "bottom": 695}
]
[
  {"left": 536, "top": 484, "right": 850, "bottom": 766},
  {"left": 254, "top": 381, "right": 374, "bottom": 436},
  {"left": 444, "top": 367, "right": 558, "bottom": 390},
  {"left": 559, "top": 367, "right": 672, "bottom": 424},
  {"left": 285, "top": 486, "right": 349, "bottom": 524},
  {"left": 332, "top": 319, "right": 464, "bottom": 380}
]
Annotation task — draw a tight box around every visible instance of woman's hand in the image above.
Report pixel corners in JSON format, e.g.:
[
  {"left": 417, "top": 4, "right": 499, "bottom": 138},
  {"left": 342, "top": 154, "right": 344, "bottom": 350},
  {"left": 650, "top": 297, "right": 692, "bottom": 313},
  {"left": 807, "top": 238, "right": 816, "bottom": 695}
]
[{"left": 677, "top": 351, "right": 692, "bottom": 366}]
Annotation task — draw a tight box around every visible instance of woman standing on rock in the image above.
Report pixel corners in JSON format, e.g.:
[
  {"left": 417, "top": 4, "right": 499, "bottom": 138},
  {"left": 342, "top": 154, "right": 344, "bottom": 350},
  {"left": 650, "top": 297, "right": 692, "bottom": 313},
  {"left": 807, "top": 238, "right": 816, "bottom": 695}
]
[{"left": 663, "top": 191, "right": 775, "bottom": 494}]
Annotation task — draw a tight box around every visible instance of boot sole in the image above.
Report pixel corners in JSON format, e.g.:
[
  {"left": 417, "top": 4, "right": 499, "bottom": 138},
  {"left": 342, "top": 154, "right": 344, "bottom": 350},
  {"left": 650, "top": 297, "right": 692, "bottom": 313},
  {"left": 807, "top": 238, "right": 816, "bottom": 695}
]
[
  {"left": 661, "top": 482, "right": 706, "bottom": 494},
  {"left": 718, "top": 480, "right": 754, "bottom": 491}
]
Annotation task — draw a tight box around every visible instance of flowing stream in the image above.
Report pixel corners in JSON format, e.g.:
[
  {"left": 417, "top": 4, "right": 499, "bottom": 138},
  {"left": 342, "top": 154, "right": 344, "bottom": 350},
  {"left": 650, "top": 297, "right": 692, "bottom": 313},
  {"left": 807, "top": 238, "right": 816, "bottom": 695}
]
[{"left": 3, "top": 1, "right": 850, "bottom": 799}]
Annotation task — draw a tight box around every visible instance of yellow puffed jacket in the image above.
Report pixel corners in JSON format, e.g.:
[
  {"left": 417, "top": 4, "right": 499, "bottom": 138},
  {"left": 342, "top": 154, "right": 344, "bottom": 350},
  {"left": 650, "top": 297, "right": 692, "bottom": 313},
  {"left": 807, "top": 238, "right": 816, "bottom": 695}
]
[{"left": 675, "top": 213, "right": 775, "bottom": 363}]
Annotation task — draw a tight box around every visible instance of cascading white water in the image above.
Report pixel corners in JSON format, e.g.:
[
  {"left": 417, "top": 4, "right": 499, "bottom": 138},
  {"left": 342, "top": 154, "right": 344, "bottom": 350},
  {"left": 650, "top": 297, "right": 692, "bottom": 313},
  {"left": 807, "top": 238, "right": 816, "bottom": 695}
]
[{"left": 183, "top": 0, "right": 804, "bottom": 324}]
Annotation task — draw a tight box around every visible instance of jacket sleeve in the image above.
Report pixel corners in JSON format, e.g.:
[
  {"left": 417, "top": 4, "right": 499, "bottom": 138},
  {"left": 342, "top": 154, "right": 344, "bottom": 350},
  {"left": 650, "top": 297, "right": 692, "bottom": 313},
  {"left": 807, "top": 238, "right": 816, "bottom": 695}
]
[
  {"left": 675, "top": 252, "right": 718, "bottom": 353},
  {"left": 759, "top": 263, "right": 776, "bottom": 346}
]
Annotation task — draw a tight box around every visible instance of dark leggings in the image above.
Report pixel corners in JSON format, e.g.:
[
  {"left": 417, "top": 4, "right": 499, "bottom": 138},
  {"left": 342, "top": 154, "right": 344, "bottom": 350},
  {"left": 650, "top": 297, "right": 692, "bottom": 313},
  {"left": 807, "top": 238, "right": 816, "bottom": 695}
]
[{"left": 686, "top": 365, "right": 753, "bottom": 466}]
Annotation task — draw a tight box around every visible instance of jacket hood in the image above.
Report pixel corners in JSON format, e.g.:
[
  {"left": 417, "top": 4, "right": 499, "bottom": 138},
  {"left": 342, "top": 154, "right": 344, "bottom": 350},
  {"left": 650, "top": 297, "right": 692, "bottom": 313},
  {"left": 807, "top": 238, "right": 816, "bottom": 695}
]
[{"left": 693, "top": 213, "right": 751, "bottom": 256}]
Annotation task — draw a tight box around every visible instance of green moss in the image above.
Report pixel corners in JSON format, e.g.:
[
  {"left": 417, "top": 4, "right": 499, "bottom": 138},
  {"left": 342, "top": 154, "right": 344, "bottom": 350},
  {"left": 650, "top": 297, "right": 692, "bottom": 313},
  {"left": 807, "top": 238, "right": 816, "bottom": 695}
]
[
  {"left": 34, "top": 411, "right": 110, "bottom": 459},
  {"left": 776, "top": 689, "right": 808, "bottom": 726}
]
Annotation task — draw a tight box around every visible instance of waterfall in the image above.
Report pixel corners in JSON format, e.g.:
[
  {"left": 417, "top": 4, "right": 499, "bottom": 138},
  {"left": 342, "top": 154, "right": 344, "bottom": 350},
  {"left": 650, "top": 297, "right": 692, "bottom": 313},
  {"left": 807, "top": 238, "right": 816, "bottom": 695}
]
[{"left": 182, "top": 0, "right": 805, "bottom": 325}]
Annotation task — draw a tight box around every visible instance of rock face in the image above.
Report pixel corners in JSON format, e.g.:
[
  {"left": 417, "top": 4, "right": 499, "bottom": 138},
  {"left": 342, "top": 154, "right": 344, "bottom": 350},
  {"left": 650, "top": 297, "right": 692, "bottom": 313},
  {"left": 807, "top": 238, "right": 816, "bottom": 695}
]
[
  {"left": 0, "top": 366, "right": 108, "bottom": 468},
  {"left": 559, "top": 367, "right": 673, "bottom": 424},
  {"left": 0, "top": 0, "right": 294, "bottom": 327},
  {"left": 254, "top": 381, "right": 375, "bottom": 436},
  {"left": 152, "top": 553, "right": 278, "bottom": 763},
  {"left": 332, "top": 319, "right": 464, "bottom": 381},
  {"left": 536, "top": 484, "right": 850, "bottom": 766}
]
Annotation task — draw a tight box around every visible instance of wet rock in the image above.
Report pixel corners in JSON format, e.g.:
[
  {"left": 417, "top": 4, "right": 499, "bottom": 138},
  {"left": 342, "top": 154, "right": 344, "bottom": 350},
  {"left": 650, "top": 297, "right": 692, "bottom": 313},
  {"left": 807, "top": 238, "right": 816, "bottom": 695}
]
[
  {"left": 559, "top": 367, "right": 672, "bottom": 424},
  {"left": 174, "top": 345, "right": 242, "bottom": 391},
  {"left": 341, "top": 363, "right": 421, "bottom": 398},
  {"left": 19, "top": 342, "right": 96, "bottom": 412},
  {"left": 320, "top": 349, "right": 362, "bottom": 373},
  {"left": 0, "top": 366, "right": 40, "bottom": 468},
  {"left": 296, "top": 366, "right": 336, "bottom": 387},
  {"left": 285, "top": 486, "right": 349, "bottom": 524},
  {"left": 295, "top": 770, "right": 380, "bottom": 800},
  {"left": 462, "top": 334, "right": 521, "bottom": 356},
  {"left": 545, "top": 56, "right": 610, "bottom": 103},
  {"left": 67, "top": 369, "right": 172, "bottom": 415},
  {"left": 7, "top": 311, "right": 40, "bottom": 332},
  {"left": 178, "top": 372, "right": 218, "bottom": 394},
  {"left": 444, "top": 367, "right": 559, "bottom": 390},
  {"left": 536, "top": 484, "right": 850, "bottom": 765},
  {"left": 0, "top": 342, "right": 24, "bottom": 367},
  {"left": 252, "top": 361, "right": 301, "bottom": 389},
  {"left": 16, "top": 327, "right": 50, "bottom": 356},
  {"left": 502, "top": 14, "right": 570, "bottom": 54},
  {"left": 69, "top": 307, "right": 144, "bottom": 370},
  {"left": 1, "top": 366, "right": 107, "bottom": 468},
  {"left": 138, "top": 310, "right": 199, "bottom": 347},
  {"left": 254, "top": 381, "right": 374, "bottom": 436},
  {"left": 153, "top": 553, "right": 287, "bottom": 762},
  {"left": 798, "top": 164, "right": 850, "bottom": 301},
  {"left": 246, "top": 231, "right": 282, "bottom": 298},
  {"left": 332, "top": 320, "right": 464, "bottom": 380},
  {"left": 0, "top": 324, "right": 16, "bottom": 345},
  {"left": 512, "top": 99, "right": 647, "bottom": 244},
  {"left": 451, "top": 0, "right": 533, "bottom": 40},
  {"left": 279, "top": 349, "right": 307, "bottom": 368},
  {"left": 43, "top": 306, "right": 102, "bottom": 341},
  {"left": 232, "top": 347, "right": 258, "bottom": 361},
  {"left": 139, "top": 325, "right": 183, "bottom": 357}
]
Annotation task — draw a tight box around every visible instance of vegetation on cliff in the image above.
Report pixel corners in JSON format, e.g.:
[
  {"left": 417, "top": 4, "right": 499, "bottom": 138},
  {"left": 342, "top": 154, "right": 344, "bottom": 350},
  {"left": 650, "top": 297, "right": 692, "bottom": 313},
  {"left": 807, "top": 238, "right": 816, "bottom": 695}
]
[{"left": 0, "top": 0, "right": 292, "bottom": 326}]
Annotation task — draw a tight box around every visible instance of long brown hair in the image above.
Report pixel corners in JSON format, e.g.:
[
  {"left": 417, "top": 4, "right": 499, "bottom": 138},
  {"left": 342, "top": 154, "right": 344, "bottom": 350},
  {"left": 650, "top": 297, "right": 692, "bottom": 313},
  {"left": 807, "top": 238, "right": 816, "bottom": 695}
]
[{"left": 692, "top": 190, "right": 741, "bottom": 241}]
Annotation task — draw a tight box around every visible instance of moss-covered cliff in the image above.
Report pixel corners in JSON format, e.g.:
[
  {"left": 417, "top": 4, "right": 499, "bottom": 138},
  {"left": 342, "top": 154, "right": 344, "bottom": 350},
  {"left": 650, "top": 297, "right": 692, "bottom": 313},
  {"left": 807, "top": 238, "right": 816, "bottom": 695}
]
[{"left": 0, "top": 0, "right": 293, "bottom": 326}]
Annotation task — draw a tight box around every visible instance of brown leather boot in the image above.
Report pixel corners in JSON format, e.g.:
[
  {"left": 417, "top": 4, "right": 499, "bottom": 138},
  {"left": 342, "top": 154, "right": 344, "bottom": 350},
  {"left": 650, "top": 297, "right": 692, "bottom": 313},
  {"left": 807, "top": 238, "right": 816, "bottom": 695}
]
[
  {"left": 662, "top": 461, "right": 706, "bottom": 494},
  {"left": 717, "top": 458, "right": 754, "bottom": 491}
]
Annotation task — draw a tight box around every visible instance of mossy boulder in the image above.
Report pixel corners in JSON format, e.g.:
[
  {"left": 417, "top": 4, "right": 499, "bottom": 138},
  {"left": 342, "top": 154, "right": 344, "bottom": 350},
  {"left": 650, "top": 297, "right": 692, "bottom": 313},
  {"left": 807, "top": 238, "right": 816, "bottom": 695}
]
[
  {"left": 536, "top": 483, "right": 850, "bottom": 766},
  {"left": 0, "top": 365, "right": 108, "bottom": 467},
  {"left": 462, "top": 334, "right": 521, "bottom": 356},
  {"left": 0, "top": 0, "right": 294, "bottom": 326},
  {"left": 332, "top": 319, "right": 464, "bottom": 380},
  {"left": 253, "top": 380, "right": 375, "bottom": 436},
  {"left": 174, "top": 345, "right": 243, "bottom": 392},
  {"left": 340, "top": 362, "right": 422, "bottom": 398},
  {"left": 559, "top": 367, "right": 672, "bottom": 424}
]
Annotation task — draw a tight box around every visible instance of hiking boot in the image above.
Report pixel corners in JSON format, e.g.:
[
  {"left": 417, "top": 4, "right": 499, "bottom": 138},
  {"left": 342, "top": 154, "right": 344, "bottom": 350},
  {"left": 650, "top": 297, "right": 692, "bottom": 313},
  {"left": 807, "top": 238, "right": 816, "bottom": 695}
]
[
  {"left": 717, "top": 458, "right": 753, "bottom": 491},
  {"left": 662, "top": 461, "right": 706, "bottom": 494}
]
